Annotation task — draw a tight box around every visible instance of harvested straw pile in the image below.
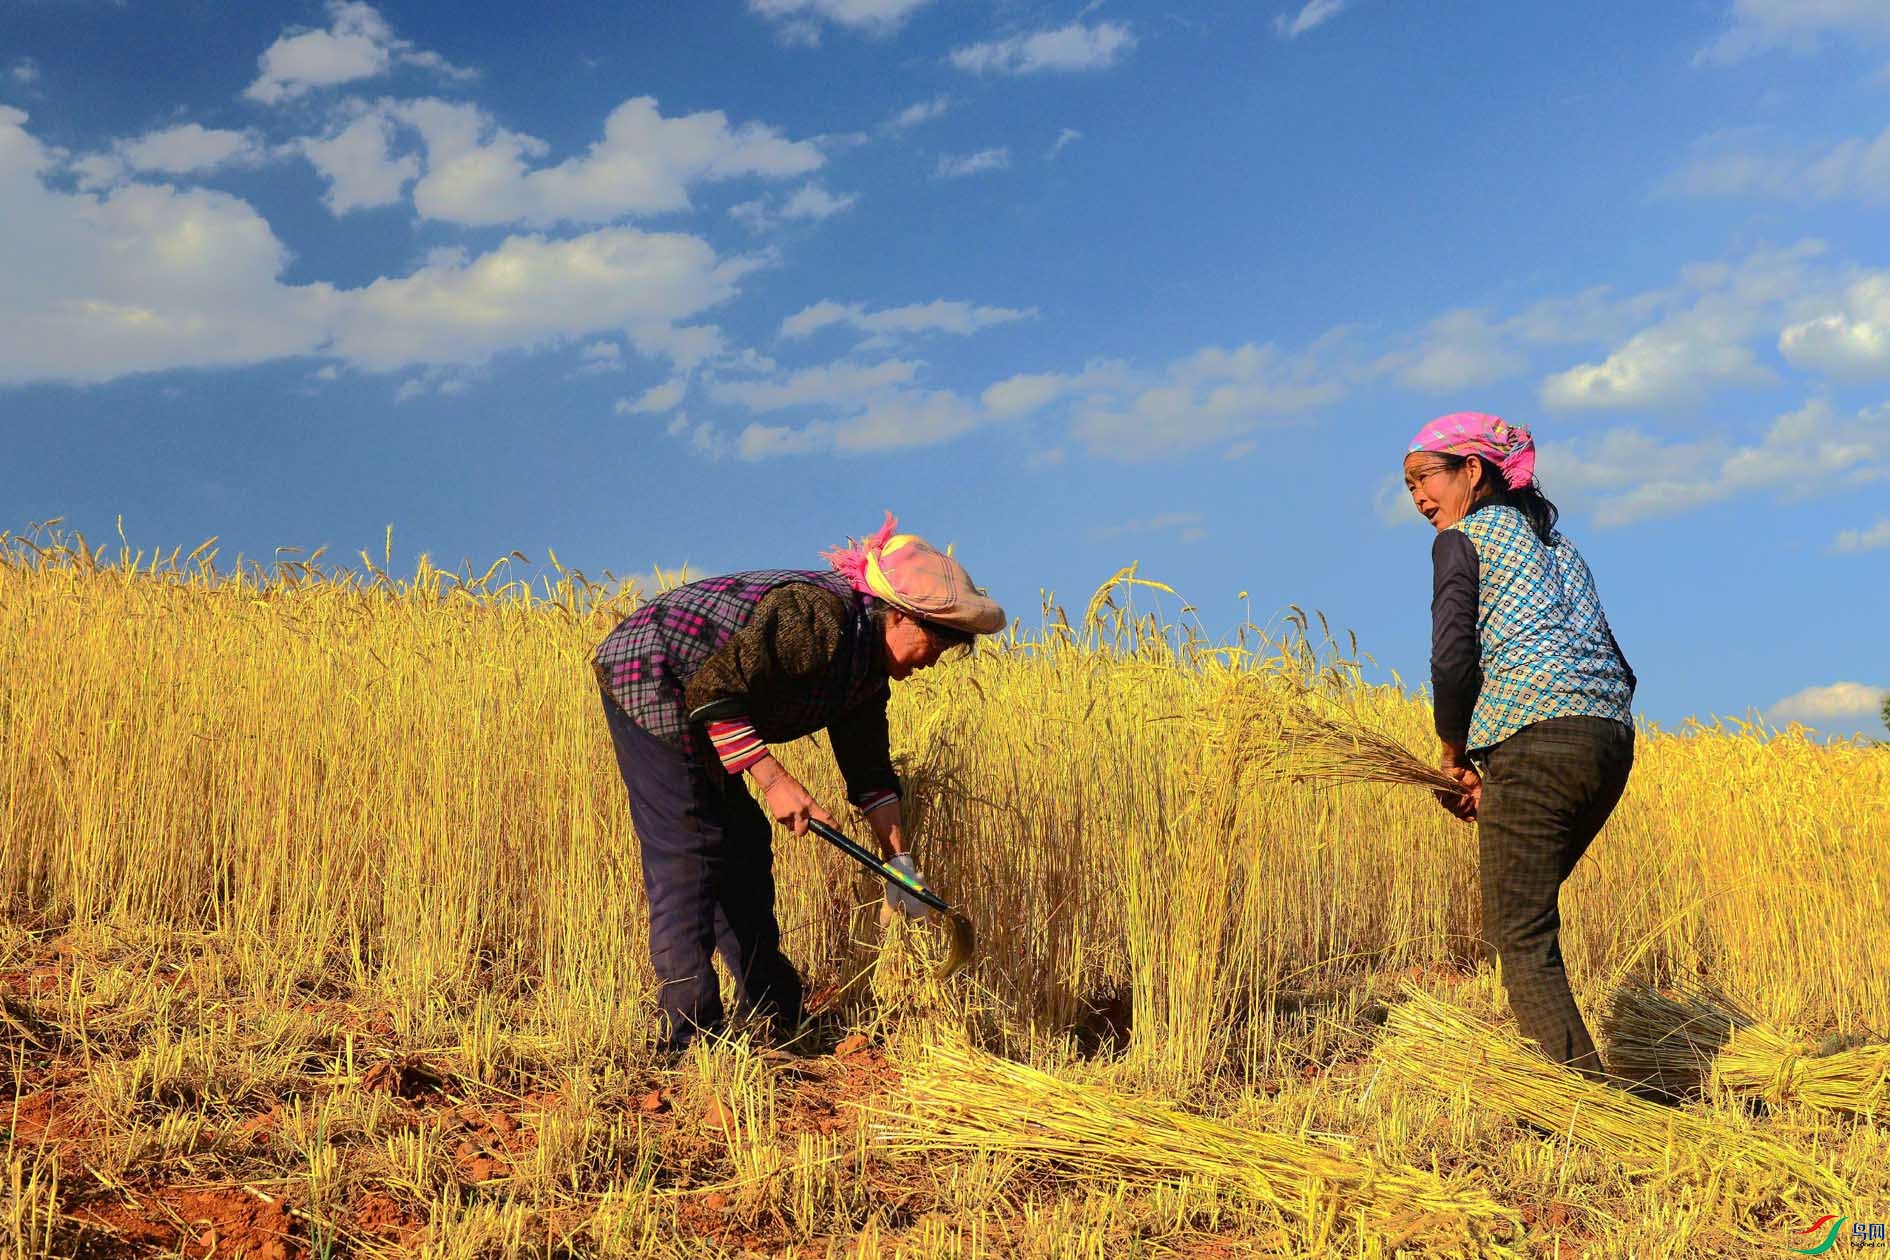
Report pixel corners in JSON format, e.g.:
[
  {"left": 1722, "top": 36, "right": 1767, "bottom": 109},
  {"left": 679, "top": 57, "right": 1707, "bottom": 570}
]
[
  {"left": 879, "top": 1043, "right": 1521, "bottom": 1258},
  {"left": 1266, "top": 702, "right": 1466, "bottom": 796},
  {"left": 1379, "top": 989, "right": 1848, "bottom": 1228},
  {"left": 1605, "top": 979, "right": 1890, "bottom": 1119}
]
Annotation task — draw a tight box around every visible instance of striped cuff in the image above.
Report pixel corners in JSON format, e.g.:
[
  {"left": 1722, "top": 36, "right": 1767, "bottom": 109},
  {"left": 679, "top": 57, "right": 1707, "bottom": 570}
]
[
  {"left": 854, "top": 788, "right": 900, "bottom": 814},
  {"left": 706, "top": 719, "right": 769, "bottom": 775}
]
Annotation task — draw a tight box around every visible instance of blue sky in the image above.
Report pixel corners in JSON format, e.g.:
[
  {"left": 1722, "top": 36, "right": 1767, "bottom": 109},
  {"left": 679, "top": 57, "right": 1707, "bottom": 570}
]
[{"left": 3, "top": 0, "right": 1887, "bottom": 738}]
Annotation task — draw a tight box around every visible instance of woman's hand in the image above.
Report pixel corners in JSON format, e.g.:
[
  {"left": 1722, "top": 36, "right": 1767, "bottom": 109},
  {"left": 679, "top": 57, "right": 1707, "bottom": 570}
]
[
  {"left": 755, "top": 761, "right": 836, "bottom": 835},
  {"left": 1437, "top": 744, "right": 1482, "bottom": 823}
]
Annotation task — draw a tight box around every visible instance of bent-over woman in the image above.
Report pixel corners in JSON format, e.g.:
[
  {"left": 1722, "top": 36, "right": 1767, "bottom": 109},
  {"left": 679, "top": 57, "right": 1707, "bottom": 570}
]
[{"left": 592, "top": 515, "right": 1004, "bottom": 1054}]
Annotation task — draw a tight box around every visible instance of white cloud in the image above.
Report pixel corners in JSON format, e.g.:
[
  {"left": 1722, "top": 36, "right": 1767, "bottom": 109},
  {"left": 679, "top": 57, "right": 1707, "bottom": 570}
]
[
  {"left": 247, "top": 2, "right": 393, "bottom": 102},
  {"left": 0, "top": 107, "right": 330, "bottom": 383},
  {"left": 1833, "top": 518, "right": 1890, "bottom": 553},
  {"left": 119, "top": 124, "right": 260, "bottom": 175},
  {"left": 400, "top": 49, "right": 480, "bottom": 84},
  {"left": 245, "top": 2, "right": 475, "bottom": 106},
  {"left": 732, "top": 388, "right": 984, "bottom": 458},
  {"left": 1090, "top": 512, "right": 1209, "bottom": 544},
  {"left": 1538, "top": 398, "right": 1890, "bottom": 526},
  {"left": 329, "top": 227, "right": 750, "bottom": 371},
  {"left": 687, "top": 346, "right": 1088, "bottom": 460},
  {"left": 1073, "top": 341, "right": 1345, "bottom": 460},
  {"left": 1536, "top": 428, "right": 1726, "bottom": 526},
  {"left": 719, "top": 347, "right": 778, "bottom": 375},
  {"left": 1540, "top": 242, "right": 1822, "bottom": 410},
  {"left": 693, "top": 343, "right": 1333, "bottom": 464},
  {"left": 1379, "top": 309, "right": 1528, "bottom": 393},
  {"left": 297, "top": 107, "right": 419, "bottom": 212},
  {"left": 393, "top": 365, "right": 476, "bottom": 402},
  {"left": 1697, "top": 0, "right": 1890, "bottom": 66},
  {"left": 1780, "top": 273, "right": 1890, "bottom": 381},
  {"left": 1663, "top": 149, "right": 1798, "bottom": 201},
  {"left": 780, "top": 298, "right": 1034, "bottom": 341},
  {"left": 577, "top": 340, "right": 624, "bottom": 373},
  {"left": 73, "top": 124, "right": 266, "bottom": 192},
  {"left": 1275, "top": 0, "right": 1347, "bottom": 38},
  {"left": 9, "top": 59, "right": 40, "bottom": 86},
  {"left": 982, "top": 371, "right": 1072, "bottom": 418},
  {"left": 1048, "top": 128, "right": 1082, "bottom": 158},
  {"left": 884, "top": 96, "right": 951, "bottom": 132},
  {"left": 935, "top": 147, "right": 1009, "bottom": 179},
  {"left": 1764, "top": 681, "right": 1888, "bottom": 728},
  {"left": 393, "top": 96, "right": 821, "bottom": 226},
  {"left": 748, "top": 0, "right": 934, "bottom": 41},
  {"left": 1509, "top": 285, "right": 1671, "bottom": 347},
  {"left": 627, "top": 321, "right": 727, "bottom": 372},
  {"left": 1540, "top": 323, "right": 1771, "bottom": 410},
  {"left": 617, "top": 378, "right": 687, "bottom": 414},
  {"left": 0, "top": 107, "right": 766, "bottom": 387},
  {"left": 728, "top": 197, "right": 772, "bottom": 232},
  {"left": 709, "top": 358, "right": 920, "bottom": 411},
  {"left": 948, "top": 21, "right": 1134, "bottom": 75},
  {"left": 780, "top": 181, "right": 857, "bottom": 220},
  {"left": 975, "top": 360, "right": 1130, "bottom": 420},
  {"left": 1666, "top": 124, "right": 1890, "bottom": 204},
  {"left": 1374, "top": 472, "right": 1420, "bottom": 527}
]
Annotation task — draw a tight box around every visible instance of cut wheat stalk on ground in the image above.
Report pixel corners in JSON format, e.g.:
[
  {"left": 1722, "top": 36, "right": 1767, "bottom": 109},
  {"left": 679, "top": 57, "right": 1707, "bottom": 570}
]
[{"left": 1378, "top": 986, "right": 1851, "bottom": 1234}]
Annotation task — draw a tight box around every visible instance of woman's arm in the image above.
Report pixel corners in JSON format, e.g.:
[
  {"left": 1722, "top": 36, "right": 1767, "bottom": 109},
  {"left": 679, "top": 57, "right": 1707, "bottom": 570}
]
[
  {"left": 1431, "top": 530, "right": 1483, "bottom": 821},
  {"left": 1431, "top": 529, "right": 1481, "bottom": 744},
  {"left": 829, "top": 692, "right": 902, "bottom": 853},
  {"left": 683, "top": 586, "right": 852, "bottom": 833}
]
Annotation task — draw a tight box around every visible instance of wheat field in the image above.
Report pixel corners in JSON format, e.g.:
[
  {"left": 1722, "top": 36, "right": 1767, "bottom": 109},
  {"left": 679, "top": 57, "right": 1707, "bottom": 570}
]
[{"left": 1, "top": 525, "right": 1885, "bottom": 1259}]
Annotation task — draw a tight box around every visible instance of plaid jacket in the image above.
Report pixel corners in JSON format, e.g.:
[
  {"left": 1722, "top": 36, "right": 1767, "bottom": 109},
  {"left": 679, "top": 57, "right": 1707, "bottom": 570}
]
[
  {"left": 593, "top": 569, "right": 888, "bottom": 765},
  {"left": 1452, "top": 505, "right": 1635, "bottom": 751}
]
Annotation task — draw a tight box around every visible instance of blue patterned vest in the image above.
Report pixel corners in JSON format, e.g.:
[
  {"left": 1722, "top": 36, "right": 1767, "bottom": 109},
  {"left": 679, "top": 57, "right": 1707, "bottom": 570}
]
[
  {"left": 592, "top": 569, "right": 884, "bottom": 757},
  {"left": 1452, "top": 505, "right": 1635, "bottom": 750}
]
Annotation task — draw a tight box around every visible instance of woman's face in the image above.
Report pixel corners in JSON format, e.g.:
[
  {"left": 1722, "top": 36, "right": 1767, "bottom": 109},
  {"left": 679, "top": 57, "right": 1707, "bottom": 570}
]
[
  {"left": 881, "top": 610, "right": 951, "bottom": 681},
  {"left": 1403, "top": 452, "right": 1487, "bottom": 532}
]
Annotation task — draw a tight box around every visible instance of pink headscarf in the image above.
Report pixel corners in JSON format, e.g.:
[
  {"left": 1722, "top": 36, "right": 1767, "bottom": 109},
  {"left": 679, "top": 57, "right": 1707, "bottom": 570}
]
[
  {"left": 821, "top": 511, "right": 1006, "bottom": 634},
  {"left": 1407, "top": 412, "right": 1537, "bottom": 490}
]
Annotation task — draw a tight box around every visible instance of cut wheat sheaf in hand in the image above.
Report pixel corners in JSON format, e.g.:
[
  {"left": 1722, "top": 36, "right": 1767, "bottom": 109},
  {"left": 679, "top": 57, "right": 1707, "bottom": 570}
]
[{"left": 1265, "top": 700, "right": 1469, "bottom": 796}]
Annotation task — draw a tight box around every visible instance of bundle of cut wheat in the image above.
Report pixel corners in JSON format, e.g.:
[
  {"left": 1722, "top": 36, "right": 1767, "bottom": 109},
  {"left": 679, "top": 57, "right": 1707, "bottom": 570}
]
[
  {"left": 878, "top": 1043, "right": 1521, "bottom": 1258},
  {"left": 1379, "top": 988, "right": 1848, "bottom": 1229},
  {"left": 1266, "top": 702, "right": 1466, "bottom": 796},
  {"left": 1601, "top": 979, "right": 1751, "bottom": 1102},
  {"left": 1605, "top": 979, "right": 1890, "bottom": 1119}
]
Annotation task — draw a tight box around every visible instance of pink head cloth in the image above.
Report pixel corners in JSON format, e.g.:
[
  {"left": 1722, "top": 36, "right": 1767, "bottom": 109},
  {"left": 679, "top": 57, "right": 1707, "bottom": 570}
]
[{"left": 1407, "top": 412, "right": 1537, "bottom": 490}]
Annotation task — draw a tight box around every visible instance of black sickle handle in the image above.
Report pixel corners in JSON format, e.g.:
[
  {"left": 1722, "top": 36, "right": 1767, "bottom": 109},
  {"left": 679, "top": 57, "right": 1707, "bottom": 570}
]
[{"left": 807, "top": 818, "right": 954, "bottom": 918}]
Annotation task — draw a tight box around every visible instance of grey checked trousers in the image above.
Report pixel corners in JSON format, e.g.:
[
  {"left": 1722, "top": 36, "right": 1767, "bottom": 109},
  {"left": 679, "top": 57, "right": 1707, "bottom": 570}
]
[{"left": 1475, "top": 715, "right": 1634, "bottom": 1079}]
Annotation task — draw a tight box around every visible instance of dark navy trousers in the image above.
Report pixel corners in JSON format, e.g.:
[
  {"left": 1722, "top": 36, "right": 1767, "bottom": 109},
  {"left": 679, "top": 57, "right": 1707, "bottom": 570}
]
[{"left": 599, "top": 689, "right": 804, "bottom": 1052}]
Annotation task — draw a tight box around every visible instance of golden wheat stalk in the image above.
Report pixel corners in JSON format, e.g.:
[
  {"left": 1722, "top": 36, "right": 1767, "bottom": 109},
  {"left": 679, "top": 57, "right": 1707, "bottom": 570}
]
[
  {"left": 876, "top": 1043, "right": 1522, "bottom": 1257},
  {"left": 1604, "top": 979, "right": 1890, "bottom": 1119},
  {"left": 1378, "top": 988, "right": 1849, "bottom": 1225}
]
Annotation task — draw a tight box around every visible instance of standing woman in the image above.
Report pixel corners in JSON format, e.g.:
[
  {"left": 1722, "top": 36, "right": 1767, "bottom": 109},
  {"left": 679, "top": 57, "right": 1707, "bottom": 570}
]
[
  {"left": 592, "top": 514, "right": 1004, "bottom": 1055},
  {"left": 1403, "top": 413, "right": 1636, "bottom": 1080}
]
